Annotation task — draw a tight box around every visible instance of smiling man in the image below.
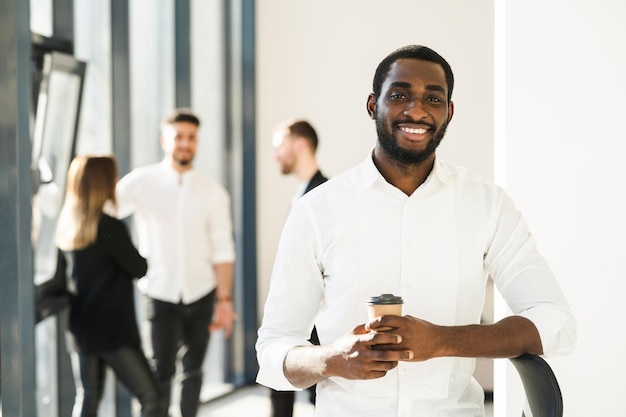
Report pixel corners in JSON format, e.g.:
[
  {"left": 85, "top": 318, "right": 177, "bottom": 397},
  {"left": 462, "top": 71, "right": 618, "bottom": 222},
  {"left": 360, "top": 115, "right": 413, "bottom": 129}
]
[{"left": 256, "top": 45, "right": 577, "bottom": 416}]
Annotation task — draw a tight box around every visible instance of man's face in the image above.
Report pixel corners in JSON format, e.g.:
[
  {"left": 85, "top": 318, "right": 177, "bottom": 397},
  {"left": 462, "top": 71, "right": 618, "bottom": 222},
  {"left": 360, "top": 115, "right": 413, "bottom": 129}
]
[
  {"left": 161, "top": 121, "right": 198, "bottom": 166},
  {"left": 272, "top": 129, "right": 297, "bottom": 175},
  {"left": 368, "top": 58, "right": 454, "bottom": 165}
]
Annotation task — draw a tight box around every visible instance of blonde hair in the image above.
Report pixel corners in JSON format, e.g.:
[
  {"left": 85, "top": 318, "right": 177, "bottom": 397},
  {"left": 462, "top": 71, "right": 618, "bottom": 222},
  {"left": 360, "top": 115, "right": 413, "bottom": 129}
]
[{"left": 56, "top": 155, "right": 118, "bottom": 251}]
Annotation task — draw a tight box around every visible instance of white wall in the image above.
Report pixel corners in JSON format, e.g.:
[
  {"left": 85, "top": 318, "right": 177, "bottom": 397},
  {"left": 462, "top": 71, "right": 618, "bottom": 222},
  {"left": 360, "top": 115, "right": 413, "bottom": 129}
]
[{"left": 504, "top": 1, "right": 626, "bottom": 415}]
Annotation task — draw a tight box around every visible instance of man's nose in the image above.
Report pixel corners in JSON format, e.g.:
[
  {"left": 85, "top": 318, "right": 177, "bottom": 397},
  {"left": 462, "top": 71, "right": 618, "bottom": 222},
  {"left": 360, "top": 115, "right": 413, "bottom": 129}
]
[{"left": 403, "top": 98, "right": 427, "bottom": 119}]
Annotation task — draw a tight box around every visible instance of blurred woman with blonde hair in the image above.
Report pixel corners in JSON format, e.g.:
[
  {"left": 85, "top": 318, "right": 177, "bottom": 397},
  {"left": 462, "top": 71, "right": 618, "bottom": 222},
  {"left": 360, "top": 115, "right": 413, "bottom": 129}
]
[{"left": 55, "top": 155, "right": 162, "bottom": 417}]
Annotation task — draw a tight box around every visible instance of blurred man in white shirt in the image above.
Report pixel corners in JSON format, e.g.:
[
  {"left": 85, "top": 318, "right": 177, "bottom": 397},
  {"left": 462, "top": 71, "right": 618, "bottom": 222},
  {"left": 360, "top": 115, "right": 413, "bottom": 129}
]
[{"left": 117, "top": 109, "right": 236, "bottom": 417}]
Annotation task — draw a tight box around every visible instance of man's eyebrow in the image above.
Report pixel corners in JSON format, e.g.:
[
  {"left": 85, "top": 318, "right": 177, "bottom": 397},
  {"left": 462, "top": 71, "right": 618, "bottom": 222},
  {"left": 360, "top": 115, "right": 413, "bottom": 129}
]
[
  {"left": 425, "top": 84, "right": 447, "bottom": 95},
  {"left": 388, "top": 81, "right": 412, "bottom": 90},
  {"left": 388, "top": 81, "right": 447, "bottom": 95}
]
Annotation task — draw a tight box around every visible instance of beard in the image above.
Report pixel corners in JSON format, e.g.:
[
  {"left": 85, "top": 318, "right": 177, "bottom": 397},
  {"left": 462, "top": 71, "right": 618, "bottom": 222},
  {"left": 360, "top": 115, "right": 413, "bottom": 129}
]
[
  {"left": 375, "top": 112, "right": 448, "bottom": 165},
  {"left": 173, "top": 151, "right": 194, "bottom": 166},
  {"left": 281, "top": 165, "right": 294, "bottom": 175}
]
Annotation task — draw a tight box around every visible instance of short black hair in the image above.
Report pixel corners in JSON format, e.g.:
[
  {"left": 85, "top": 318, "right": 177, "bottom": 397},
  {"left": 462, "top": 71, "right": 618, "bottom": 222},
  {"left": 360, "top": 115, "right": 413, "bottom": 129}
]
[
  {"left": 372, "top": 45, "right": 454, "bottom": 102},
  {"left": 162, "top": 108, "right": 201, "bottom": 127}
]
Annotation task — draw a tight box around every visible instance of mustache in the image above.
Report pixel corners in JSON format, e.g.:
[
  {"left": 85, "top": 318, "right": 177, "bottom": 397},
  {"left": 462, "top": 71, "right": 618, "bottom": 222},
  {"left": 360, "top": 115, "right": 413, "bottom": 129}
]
[{"left": 392, "top": 119, "right": 435, "bottom": 130}]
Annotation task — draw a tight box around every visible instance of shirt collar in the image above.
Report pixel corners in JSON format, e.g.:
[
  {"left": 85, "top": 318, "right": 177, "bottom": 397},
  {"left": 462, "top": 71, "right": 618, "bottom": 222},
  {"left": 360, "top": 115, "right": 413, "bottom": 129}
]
[
  {"left": 159, "top": 159, "right": 196, "bottom": 177},
  {"left": 360, "top": 148, "right": 454, "bottom": 189}
]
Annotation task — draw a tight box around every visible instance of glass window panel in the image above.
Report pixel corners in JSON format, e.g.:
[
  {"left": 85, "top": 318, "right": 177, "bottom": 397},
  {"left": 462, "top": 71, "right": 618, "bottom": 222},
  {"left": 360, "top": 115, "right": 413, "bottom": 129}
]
[{"left": 30, "top": 0, "right": 53, "bottom": 36}]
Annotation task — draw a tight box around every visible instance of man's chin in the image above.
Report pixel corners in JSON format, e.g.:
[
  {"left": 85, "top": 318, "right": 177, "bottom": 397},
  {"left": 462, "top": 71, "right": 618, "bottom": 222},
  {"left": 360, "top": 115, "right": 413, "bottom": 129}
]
[{"left": 177, "top": 159, "right": 192, "bottom": 166}]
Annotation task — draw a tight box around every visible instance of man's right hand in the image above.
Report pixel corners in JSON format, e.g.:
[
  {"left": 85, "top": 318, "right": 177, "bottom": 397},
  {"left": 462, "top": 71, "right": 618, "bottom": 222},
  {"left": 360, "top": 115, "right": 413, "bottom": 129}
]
[
  {"left": 323, "top": 324, "right": 414, "bottom": 380},
  {"left": 284, "top": 324, "right": 414, "bottom": 388}
]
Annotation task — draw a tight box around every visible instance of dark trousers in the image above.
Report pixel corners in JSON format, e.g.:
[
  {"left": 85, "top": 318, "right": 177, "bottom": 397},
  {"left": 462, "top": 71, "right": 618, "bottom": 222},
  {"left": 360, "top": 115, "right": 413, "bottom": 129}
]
[
  {"left": 270, "top": 327, "right": 318, "bottom": 417},
  {"left": 70, "top": 346, "right": 163, "bottom": 417},
  {"left": 270, "top": 386, "right": 316, "bottom": 417},
  {"left": 145, "top": 292, "right": 215, "bottom": 417}
]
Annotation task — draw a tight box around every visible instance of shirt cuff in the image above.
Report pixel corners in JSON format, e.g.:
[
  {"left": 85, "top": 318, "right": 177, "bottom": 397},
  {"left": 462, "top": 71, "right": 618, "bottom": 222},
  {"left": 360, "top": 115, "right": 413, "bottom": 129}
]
[
  {"left": 256, "top": 336, "right": 307, "bottom": 391},
  {"left": 518, "top": 305, "right": 577, "bottom": 356}
]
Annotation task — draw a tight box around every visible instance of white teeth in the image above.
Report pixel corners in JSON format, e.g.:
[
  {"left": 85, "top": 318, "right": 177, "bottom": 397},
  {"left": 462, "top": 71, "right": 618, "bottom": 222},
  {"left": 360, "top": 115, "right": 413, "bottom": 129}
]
[{"left": 401, "top": 127, "right": 427, "bottom": 134}]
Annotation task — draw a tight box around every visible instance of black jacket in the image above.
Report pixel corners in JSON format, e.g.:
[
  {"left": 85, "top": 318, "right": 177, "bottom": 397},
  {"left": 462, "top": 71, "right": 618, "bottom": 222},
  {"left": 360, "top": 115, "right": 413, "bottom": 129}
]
[
  {"left": 56, "top": 214, "right": 147, "bottom": 353},
  {"left": 303, "top": 170, "right": 328, "bottom": 195}
]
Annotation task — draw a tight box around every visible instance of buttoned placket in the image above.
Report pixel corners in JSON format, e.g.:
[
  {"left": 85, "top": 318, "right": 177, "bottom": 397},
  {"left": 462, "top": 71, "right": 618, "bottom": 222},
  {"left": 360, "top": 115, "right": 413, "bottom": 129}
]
[
  {"left": 175, "top": 172, "right": 186, "bottom": 302},
  {"left": 398, "top": 194, "right": 419, "bottom": 417}
]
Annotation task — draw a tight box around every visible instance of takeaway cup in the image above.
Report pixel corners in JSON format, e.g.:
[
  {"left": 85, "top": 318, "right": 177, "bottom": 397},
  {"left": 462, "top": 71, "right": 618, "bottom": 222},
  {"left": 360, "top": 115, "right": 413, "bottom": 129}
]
[{"left": 366, "top": 293, "right": 403, "bottom": 331}]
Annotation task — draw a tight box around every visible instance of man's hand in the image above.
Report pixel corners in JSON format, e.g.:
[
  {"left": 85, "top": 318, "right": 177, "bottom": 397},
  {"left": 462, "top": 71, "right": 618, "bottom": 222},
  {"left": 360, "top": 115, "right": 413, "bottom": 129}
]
[
  {"left": 284, "top": 324, "right": 414, "bottom": 388},
  {"left": 366, "top": 314, "right": 544, "bottom": 360},
  {"left": 367, "top": 315, "right": 440, "bottom": 361},
  {"left": 209, "top": 301, "right": 237, "bottom": 337},
  {"left": 324, "top": 324, "right": 415, "bottom": 379}
]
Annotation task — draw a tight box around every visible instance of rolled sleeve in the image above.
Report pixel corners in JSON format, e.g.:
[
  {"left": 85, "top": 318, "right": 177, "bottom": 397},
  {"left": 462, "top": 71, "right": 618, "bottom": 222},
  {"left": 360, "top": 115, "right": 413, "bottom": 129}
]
[
  {"left": 488, "top": 191, "right": 577, "bottom": 356},
  {"left": 256, "top": 200, "right": 324, "bottom": 390},
  {"left": 519, "top": 303, "right": 577, "bottom": 356},
  {"left": 256, "top": 334, "right": 308, "bottom": 391}
]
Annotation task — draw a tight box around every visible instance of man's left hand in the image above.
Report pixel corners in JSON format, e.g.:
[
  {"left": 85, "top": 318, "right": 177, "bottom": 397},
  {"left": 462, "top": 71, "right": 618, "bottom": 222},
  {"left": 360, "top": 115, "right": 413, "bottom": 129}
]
[{"left": 209, "top": 300, "right": 237, "bottom": 337}]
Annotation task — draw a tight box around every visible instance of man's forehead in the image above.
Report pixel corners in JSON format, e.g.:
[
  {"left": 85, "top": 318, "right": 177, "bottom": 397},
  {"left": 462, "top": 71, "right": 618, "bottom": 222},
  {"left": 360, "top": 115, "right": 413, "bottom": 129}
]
[
  {"left": 385, "top": 59, "right": 447, "bottom": 88},
  {"left": 272, "top": 129, "right": 290, "bottom": 148},
  {"left": 162, "top": 124, "right": 177, "bottom": 136},
  {"left": 162, "top": 121, "right": 197, "bottom": 136}
]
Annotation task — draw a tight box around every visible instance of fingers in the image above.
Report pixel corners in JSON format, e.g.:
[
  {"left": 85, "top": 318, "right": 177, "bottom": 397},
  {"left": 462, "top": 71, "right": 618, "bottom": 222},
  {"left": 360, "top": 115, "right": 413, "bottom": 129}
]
[
  {"left": 363, "top": 324, "right": 415, "bottom": 361},
  {"left": 326, "top": 328, "right": 415, "bottom": 381},
  {"left": 361, "top": 333, "right": 414, "bottom": 361},
  {"left": 341, "top": 351, "right": 399, "bottom": 380},
  {"left": 351, "top": 323, "right": 371, "bottom": 335},
  {"left": 367, "top": 346, "right": 414, "bottom": 361},
  {"left": 209, "top": 319, "right": 235, "bottom": 337},
  {"left": 210, "top": 305, "right": 237, "bottom": 336},
  {"left": 365, "top": 329, "right": 402, "bottom": 346},
  {"left": 366, "top": 314, "right": 405, "bottom": 332},
  {"left": 223, "top": 325, "right": 233, "bottom": 338},
  {"left": 347, "top": 348, "right": 411, "bottom": 380},
  {"left": 362, "top": 360, "right": 398, "bottom": 379}
]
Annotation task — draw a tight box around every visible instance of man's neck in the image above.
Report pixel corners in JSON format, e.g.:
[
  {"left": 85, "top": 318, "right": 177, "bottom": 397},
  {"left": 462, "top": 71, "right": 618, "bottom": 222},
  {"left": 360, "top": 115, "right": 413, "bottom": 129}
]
[
  {"left": 295, "top": 159, "right": 319, "bottom": 183},
  {"left": 372, "top": 147, "right": 435, "bottom": 196},
  {"left": 168, "top": 158, "right": 193, "bottom": 173}
]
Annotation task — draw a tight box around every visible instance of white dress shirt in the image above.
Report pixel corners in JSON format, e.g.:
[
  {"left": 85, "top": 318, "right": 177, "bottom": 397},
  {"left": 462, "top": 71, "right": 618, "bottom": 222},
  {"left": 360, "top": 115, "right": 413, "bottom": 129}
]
[
  {"left": 256, "top": 153, "right": 576, "bottom": 417},
  {"left": 116, "top": 161, "right": 236, "bottom": 304}
]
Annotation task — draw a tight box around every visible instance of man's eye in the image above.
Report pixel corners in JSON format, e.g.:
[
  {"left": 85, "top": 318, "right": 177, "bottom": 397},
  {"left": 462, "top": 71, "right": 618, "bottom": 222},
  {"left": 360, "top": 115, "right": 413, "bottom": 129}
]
[
  {"left": 427, "top": 96, "right": 443, "bottom": 103},
  {"left": 389, "top": 93, "right": 406, "bottom": 101}
]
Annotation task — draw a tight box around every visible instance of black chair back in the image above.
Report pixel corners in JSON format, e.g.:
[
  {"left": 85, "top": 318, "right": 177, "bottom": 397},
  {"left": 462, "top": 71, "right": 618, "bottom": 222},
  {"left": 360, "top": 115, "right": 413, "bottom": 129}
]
[{"left": 509, "top": 354, "right": 563, "bottom": 417}]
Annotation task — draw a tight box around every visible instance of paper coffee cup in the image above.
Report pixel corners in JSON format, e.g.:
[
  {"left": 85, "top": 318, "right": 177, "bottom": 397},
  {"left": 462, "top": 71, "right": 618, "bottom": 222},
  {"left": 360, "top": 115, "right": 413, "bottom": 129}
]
[{"left": 366, "top": 293, "right": 403, "bottom": 330}]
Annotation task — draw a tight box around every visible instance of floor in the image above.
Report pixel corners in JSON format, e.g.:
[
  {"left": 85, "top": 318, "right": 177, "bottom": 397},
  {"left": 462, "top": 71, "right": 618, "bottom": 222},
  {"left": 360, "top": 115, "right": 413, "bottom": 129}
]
[
  {"left": 198, "top": 384, "right": 315, "bottom": 417},
  {"left": 197, "top": 384, "right": 494, "bottom": 417},
  {"left": 0, "top": 385, "right": 494, "bottom": 417},
  {"left": 0, "top": 387, "right": 310, "bottom": 417}
]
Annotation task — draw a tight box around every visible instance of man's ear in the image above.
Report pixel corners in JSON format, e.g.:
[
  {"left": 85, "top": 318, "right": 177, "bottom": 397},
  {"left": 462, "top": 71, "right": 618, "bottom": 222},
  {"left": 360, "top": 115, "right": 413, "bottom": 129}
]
[
  {"left": 447, "top": 101, "right": 454, "bottom": 124},
  {"left": 366, "top": 94, "right": 377, "bottom": 120},
  {"left": 293, "top": 136, "right": 306, "bottom": 153}
]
